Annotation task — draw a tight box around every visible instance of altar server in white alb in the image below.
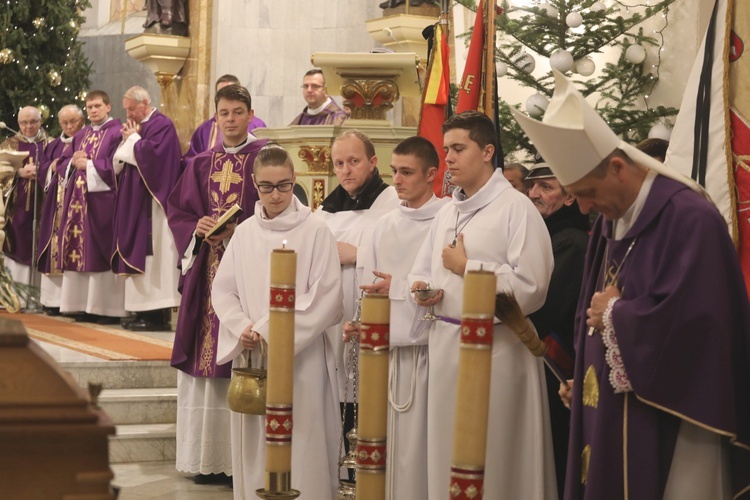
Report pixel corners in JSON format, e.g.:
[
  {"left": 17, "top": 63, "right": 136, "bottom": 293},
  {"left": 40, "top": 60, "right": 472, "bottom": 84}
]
[
  {"left": 315, "top": 129, "right": 399, "bottom": 409},
  {"left": 410, "top": 111, "right": 558, "bottom": 500},
  {"left": 349, "top": 136, "right": 447, "bottom": 499},
  {"left": 212, "top": 144, "right": 343, "bottom": 500}
]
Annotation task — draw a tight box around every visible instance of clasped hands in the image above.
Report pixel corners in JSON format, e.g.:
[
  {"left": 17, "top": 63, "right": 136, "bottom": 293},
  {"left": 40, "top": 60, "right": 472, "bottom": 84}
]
[
  {"left": 18, "top": 157, "right": 37, "bottom": 179},
  {"left": 71, "top": 150, "right": 89, "bottom": 171},
  {"left": 120, "top": 119, "right": 139, "bottom": 141},
  {"left": 195, "top": 215, "right": 235, "bottom": 246}
]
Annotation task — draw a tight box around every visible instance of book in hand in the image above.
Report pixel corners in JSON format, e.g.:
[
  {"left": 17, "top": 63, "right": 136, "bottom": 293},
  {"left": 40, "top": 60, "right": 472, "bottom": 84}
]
[{"left": 204, "top": 204, "right": 243, "bottom": 239}]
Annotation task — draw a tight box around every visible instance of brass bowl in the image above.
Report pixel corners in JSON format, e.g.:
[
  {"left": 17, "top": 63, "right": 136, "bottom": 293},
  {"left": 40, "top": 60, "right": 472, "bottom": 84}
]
[
  {"left": 227, "top": 366, "right": 267, "bottom": 415},
  {"left": 414, "top": 288, "right": 440, "bottom": 301}
]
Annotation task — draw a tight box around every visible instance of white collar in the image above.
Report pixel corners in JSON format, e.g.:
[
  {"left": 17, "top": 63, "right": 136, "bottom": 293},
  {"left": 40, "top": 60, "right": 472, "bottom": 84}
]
[
  {"left": 306, "top": 97, "right": 332, "bottom": 116},
  {"left": 398, "top": 195, "right": 447, "bottom": 221},
  {"left": 451, "top": 169, "right": 511, "bottom": 214},
  {"left": 139, "top": 108, "right": 157, "bottom": 124},
  {"left": 614, "top": 168, "right": 657, "bottom": 240},
  {"left": 223, "top": 133, "right": 257, "bottom": 154},
  {"left": 60, "top": 133, "right": 74, "bottom": 144},
  {"left": 255, "top": 196, "right": 311, "bottom": 231},
  {"left": 91, "top": 116, "right": 112, "bottom": 131}
]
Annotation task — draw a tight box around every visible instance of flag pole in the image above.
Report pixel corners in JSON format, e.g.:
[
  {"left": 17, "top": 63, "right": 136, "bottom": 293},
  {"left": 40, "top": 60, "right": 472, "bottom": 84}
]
[{"left": 483, "top": 0, "right": 497, "bottom": 120}]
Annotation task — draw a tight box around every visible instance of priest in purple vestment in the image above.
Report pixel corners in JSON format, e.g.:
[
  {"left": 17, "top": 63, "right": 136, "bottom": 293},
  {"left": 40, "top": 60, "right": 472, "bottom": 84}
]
[
  {"left": 514, "top": 71, "right": 750, "bottom": 500},
  {"left": 289, "top": 69, "right": 348, "bottom": 126},
  {"left": 1, "top": 106, "right": 50, "bottom": 294},
  {"left": 37, "top": 104, "right": 85, "bottom": 314},
  {"left": 183, "top": 74, "right": 266, "bottom": 166},
  {"left": 112, "top": 86, "right": 182, "bottom": 331},
  {"left": 57, "top": 91, "right": 126, "bottom": 324},
  {"left": 167, "top": 84, "right": 267, "bottom": 482}
]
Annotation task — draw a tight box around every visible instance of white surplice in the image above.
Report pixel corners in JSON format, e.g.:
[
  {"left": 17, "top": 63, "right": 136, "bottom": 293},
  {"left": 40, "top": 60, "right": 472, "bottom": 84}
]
[
  {"left": 361, "top": 195, "right": 448, "bottom": 500},
  {"left": 409, "top": 170, "right": 558, "bottom": 500},
  {"left": 212, "top": 197, "right": 343, "bottom": 500},
  {"left": 315, "top": 186, "right": 399, "bottom": 399}
]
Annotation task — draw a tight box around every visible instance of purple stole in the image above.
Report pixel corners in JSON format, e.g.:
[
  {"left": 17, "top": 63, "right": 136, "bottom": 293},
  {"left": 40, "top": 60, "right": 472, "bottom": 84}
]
[
  {"left": 1, "top": 134, "right": 49, "bottom": 266},
  {"left": 167, "top": 138, "right": 267, "bottom": 378},
  {"left": 111, "top": 111, "right": 182, "bottom": 275},
  {"left": 37, "top": 136, "right": 76, "bottom": 274},
  {"left": 59, "top": 119, "right": 122, "bottom": 273}
]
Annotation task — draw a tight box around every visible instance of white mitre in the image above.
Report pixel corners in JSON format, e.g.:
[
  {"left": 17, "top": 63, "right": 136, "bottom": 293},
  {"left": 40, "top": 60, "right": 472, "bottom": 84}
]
[{"left": 511, "top": 70, "right": 708, "bottom": 198}]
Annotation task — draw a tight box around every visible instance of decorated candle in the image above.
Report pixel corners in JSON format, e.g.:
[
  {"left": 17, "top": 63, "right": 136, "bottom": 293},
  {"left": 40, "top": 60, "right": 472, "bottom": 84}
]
[
  {"left": 450, "top": 270, "right": 496, "bottom": 500},
  {"left": 356, "top": 293, "right": 390, "bottom": 500}
]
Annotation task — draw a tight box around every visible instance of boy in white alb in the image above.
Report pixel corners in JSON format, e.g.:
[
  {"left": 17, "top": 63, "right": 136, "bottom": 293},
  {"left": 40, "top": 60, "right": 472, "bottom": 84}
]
[{"left": 212, "top": 144, "right": 343, "bottom": 499}]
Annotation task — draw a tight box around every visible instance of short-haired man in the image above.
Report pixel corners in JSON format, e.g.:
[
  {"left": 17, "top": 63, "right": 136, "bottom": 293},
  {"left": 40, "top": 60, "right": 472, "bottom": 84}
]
[
  {"left": 410, "top": 111, "right": 557, "bottom": 499},
  {"left": 167, "top": 84, "right": 269, "bottom": 484},
  {"left": 526, "top": 163, "right": 590, "bottom": 499},
  {"left": 316, "top": 129, "right": 399, "bottom": 453},
  {"left": 347, "top": 136, "right": 447, "bottom": 499},
  {"left": 0, "top": 106, "right": 50, "bottom": 290},
  {"left": 183, "top": 74, "right": 267, "bottom": 164},
  {"left": 289, "top": 69, "right": 348, "bottom": 126},
  {"left": 56, "top": 90, "right": 126, "bottom": 324},
  {"left": 37, "top": 104, "right": 85, "bottom": 314},
  {"left": 112, "top": 86, "right": 183, "bottom": 331},
  {"left": 513, "top": 71, "right": 750, "bottom": 499},
  {"left": 503, "top": 161, "right": 530, "bottom": 194}
]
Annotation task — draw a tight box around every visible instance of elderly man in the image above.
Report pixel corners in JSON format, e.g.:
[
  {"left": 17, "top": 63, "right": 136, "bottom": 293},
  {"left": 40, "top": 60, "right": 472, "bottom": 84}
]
[
  {"left": 36, "top": 104, "right": 85, "bottom": 314},
  {"left": 503, "top": 162, "right": 530, "bottom": 194},
  {"left": 514, "top": 71, "right": 750, "bottom": 499},
  {"left": 289, "top": 69, "right": 348, "bottom": 126},
  {"left": 1, "top": 106, "right": 50, "bottom": 291},
  {"left": 112, "top": 86, "right": 182, "bottom": 331},
  {"left": 526, "top": 163, "right": 590, "bottom": 499},
  {"left": 183, "top": 74, "right": 266, "bottom": 165}
]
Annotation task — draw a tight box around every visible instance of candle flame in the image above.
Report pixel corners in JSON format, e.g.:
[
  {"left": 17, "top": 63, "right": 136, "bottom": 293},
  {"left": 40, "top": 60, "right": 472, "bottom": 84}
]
[{"left": 282, "top": 239, "right": 287, "bottom": 249}]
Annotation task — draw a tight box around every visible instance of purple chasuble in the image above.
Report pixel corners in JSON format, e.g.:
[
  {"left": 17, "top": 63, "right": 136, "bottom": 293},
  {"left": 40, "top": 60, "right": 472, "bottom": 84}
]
[
  {"left": 289, "top": 99, "right": 348, "bottom": 126},
  {"left": 111, "top": 111, "right": 182, "bottom": 275},
  {"left": 565, "top": 175, "right": 750, "bottom": 500},
  {"left": 183, "top": 115, "right": 266, "bottom": 166},
  {"left": 37, "top": 134, "right": 78, "bottom": 274},
  {"left": 58, "top": 119, "right": 122, "bottom": 273},
  {"left": 0, "top": 133, "right": 49, "bottom": 266},
  {"left": 167, "top": 138, "right": 268, "bottom": 377}
]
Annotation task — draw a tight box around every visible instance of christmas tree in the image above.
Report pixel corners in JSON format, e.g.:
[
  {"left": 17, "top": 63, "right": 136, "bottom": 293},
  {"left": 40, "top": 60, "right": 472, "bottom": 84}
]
[
  {"left": 456, "top": 0, "right": 679, "bottom": 158},
  {"left": 0, "top": 0, "right": 92, "bottom": 137}
]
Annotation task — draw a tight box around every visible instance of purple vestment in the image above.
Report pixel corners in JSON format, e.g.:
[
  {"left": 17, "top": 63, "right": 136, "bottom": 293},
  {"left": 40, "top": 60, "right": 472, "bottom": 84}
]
[
  {"left": 37, "top": 133, "right": 78, "bottom": 274},
  {"left": 289, "top": 99, "right": 348, "bottom": 126},
  {"left": 58, "top": 119, "right": 122, "bottom": 273},
  {"left": 111, "top": 111, "right": 182, "bottom": 275},
  {"left": 167, "top": 138, "right": 268, "bottom": 378},
  {"left": 0, "top": 133, "right": 49, "bottom": 266},
  {"left": 183, "top": 115, "right": 266, "bottom": 166},
  {"left": 566, "top": 175, "right": 750, "bottom": 499}
]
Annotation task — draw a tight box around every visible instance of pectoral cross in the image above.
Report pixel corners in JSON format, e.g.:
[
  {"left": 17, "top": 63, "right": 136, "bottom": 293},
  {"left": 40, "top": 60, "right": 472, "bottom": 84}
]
[{"left": 210, "top": 159, "right": 242, "bottom": 194}]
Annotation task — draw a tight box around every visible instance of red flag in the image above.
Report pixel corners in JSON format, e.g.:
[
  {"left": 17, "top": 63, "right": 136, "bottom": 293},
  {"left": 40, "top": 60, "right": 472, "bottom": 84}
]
[
  {"left": 456, "top": 0, "right": 487, "bottom": 113},
  {"left": 418, "top": 21, "right": 451, "bottom": 197}
]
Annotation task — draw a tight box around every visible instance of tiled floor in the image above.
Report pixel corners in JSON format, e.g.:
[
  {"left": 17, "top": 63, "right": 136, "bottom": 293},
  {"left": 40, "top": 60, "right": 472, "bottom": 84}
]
[{"left": 30, "top": 316, "right": 234, "bottom": 499}]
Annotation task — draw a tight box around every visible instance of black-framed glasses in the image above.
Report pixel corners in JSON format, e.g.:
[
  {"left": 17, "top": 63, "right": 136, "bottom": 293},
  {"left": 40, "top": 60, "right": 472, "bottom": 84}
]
[
  {"left": 257, "top": 182, "right": 294, "bottom": 194},
  {"left": 301, "top": 84, "right": 324, "bottom": 90}
]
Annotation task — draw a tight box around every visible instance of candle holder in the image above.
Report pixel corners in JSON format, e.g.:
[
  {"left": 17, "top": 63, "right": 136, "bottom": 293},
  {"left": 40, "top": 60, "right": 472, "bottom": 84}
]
[{"left": 338, "top": 310, "right": 360, "bottom": 497}]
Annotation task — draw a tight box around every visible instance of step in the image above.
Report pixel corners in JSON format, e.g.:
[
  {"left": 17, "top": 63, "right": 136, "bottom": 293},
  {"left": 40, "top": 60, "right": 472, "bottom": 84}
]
[
  {"left": 110, "top": 423, "right": 176, "bottom": 464},
  {"left": 61, "top": 360, "right": 177, "bottom": 390},
  {"left": 98, "top": 388, "right": 177, "bottom": 425}
]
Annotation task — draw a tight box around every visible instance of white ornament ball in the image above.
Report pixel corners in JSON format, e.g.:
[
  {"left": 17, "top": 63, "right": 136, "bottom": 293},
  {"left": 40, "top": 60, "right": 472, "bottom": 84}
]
[
  {"left": 575, "top": 57, "right": 596, "bottom": 76},
  {"left": 550, "top": 49, "right": 574, "bottom": 73},
  {"left": 648, "top": 123, "right": 672, "bottom": 141},
  {"left": 625, "top": 44, "right": 646, "bottom": 64},
  {"left": 566, "top": 12, "right": 583, "bottom": 28},
  {"left": 590, "top": 2, "right": 606, "bottom": 13},
  {"left": 525, "top": 93, "right": 549, "bottom": 118},
  {"left": 516, "top": 53, "right": 536, "bottom": 73},
  {"left": 539, "top": 2, "right": 558, "bottom": 18},
  {"left": 496, "top": 61, "right": 508, "bottom": 78}
]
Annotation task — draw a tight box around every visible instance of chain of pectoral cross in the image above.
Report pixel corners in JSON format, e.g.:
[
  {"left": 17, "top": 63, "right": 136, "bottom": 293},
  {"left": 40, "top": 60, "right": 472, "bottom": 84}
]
[{"left": 588, "top": 237, "right": 638, "bottom": 336}]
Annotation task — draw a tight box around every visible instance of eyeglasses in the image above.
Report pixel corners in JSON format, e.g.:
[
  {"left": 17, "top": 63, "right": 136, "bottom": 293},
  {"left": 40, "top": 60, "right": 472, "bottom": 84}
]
[
  {"left": 301, "top": 84, "right": 324, "bottom": 90},
  {"left": 257, "top": 182, "right": 294, "bottom": 194},
  {"left": 19, "top": 120, "right": 41, "bottom": 126}
]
